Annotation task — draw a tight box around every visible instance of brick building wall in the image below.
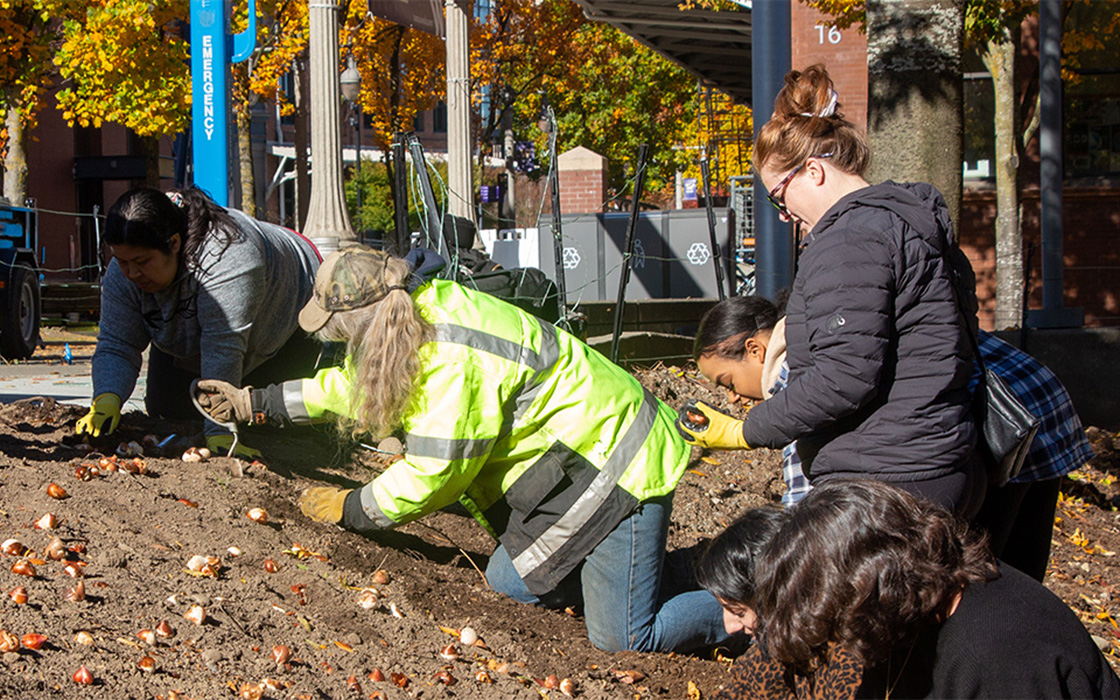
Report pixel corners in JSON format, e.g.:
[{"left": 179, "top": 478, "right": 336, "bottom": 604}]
[
  {"left": 961, "top": 186, "right": 1120, "bottom": 328},
  {"left": 790, "top": 4, "right": 868, "bottom": 131}
]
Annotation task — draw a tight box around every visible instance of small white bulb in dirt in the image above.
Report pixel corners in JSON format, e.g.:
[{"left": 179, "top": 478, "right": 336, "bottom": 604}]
[
  {"left": 34, "top": 513, "right": 58, "bottom": 530},
  {"left": 227, "top": 546, "right": 242, "bottom": 558},
  {"left": 1, "top": 538, "right": 23, "bottom": 556},
  {"left": 181, "top": 447, "right": 206, "bottom": 463},
  {"left": 185, "top": 604, "right": 206, "bottom": 625},
  {"left": 186, "top": 555, "right": 208, "bottom": 572},
  {"left": 247, "top": 508, "right": 268, "bottom": 523},
  {"left": 459, "top": 626, "right": 478, "bottom": 646},
  {"left": 357, "top": 588, "right": 381, "bottom": 610}
]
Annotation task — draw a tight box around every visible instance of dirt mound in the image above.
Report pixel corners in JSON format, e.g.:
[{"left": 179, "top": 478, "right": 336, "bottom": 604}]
[{"left": 0, "top": 365, "right": 1115, "bottom": 699}]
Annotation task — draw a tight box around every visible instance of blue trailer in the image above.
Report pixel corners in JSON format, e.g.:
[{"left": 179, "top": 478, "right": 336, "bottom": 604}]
[{"left": 0, "top": 197, "right": 41, "bottom": 359}]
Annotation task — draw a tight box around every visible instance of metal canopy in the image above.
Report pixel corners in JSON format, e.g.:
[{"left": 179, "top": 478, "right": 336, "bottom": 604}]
[{"left": 571, "top": 0, "right": 752, "bottom": 104}]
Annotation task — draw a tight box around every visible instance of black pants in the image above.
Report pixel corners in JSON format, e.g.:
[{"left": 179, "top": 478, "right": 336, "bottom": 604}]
[
  {"left": 867, "top": 452, "right": 987, "bottom": 522},
  {"left": 972, "top": 477, "right": 1061, "bottom": 582},
  {"left": 145, "top": 331, "right": 325, "bottom": 420}
]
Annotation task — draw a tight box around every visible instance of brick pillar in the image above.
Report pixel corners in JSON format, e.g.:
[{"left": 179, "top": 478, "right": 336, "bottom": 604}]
[
  {"left": 790, "top": 2, "right": 868, "bottom": 133},
  {"left": 558, "top": 146, "right": 608, "bottom": 214}
]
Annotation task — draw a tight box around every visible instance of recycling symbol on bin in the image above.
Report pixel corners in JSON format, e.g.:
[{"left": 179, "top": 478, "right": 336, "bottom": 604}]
[
  {"left": 630, "top": 239, "right": 647, "bottom": 270},
  {"left": 561, "top": 247, "right": 581, "bottom": 270},
  {"left": 686, "top": 242, "right": 711, "bottom": 266}
]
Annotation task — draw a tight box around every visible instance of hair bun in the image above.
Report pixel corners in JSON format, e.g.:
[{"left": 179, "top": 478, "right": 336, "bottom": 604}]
[{"left": 799, "top": 89, "right": 838, "bottom": 119}]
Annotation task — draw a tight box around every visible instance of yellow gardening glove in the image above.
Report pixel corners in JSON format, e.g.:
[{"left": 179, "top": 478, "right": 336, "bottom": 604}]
[
  {"left": 205, "top": 434, "right": 262, "bottom": 459},
  {"left": 298, "top": 487, "right": 351, "bottom": 524},
  {"left": 76, "top": 393, "right": 122, "bottom": 437},
  {"left": 675, "top": 400, "right": 751, "bottom": 450}
]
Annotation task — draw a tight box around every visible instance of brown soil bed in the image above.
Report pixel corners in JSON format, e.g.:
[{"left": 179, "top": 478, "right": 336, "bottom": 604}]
[{"left": 0, "top": 364, "right": 1116, "bottom": 699}]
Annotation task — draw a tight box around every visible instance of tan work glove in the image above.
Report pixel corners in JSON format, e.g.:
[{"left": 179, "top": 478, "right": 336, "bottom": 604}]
[
  {"left": 76, "top": 393, "right": 122, "bottom": 437},
  {"left": 299, "top": 487, "right": 352, "bottom": 524},
  {"left": 675, "top": 400, "right": 751, "bottom": 450},
  {"left": 205, "top": 434, "right": 262, "bottom": 460},
  {"left": 195, "top": 380, "right": 254, "bottom": 424}
]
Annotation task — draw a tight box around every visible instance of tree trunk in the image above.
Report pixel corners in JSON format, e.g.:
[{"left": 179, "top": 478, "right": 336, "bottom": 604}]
[
  {"left": 866, "top": 0, "right": 964, "bottom": 228},
  {"left": 142, "top": 135, "right": 161, "bottom": 188},
  {"left": 293, "top": 56, "right": 311, "bottom": 231},
  {"left": 983, "top": 34, "right": 1024, "bottom": 330},
  {"left": 3, "top": 101, "right": 28, "bottom": 203},
  {"left": 236, "top": 99, "right": 256, "bottom": 217}
]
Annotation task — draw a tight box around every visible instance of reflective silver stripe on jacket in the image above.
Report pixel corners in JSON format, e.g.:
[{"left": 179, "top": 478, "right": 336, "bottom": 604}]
[
  {"left": 283, "top": 380, "right": 310, "bottom": 423},
  {"left": 404, "top": 321, "right": 561, "bottom": 451},
  {"left": 509, "top": 388, "right": 657, "bottom": 578},
  {"left": 358, "top": 484, "right": 398, "bottom": 529}
]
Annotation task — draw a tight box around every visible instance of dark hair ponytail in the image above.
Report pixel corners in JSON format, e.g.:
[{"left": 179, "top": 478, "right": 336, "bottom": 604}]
[
  {"left": 104, "top": 186, "right": 239, "bottom": 269},
  {"left": 693, "top": 295, "right": 780, "bottom": 361}
]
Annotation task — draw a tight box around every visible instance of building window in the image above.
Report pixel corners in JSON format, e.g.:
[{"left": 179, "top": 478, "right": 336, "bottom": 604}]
[{"left": 433, "top": 101, "right": 448, "bottom": 133}]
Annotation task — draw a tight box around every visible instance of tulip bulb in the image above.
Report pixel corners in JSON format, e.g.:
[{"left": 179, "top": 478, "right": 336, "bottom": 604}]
[
  {"left": 46, "top": 482, "right": 68, "bottom": 499},
  {"left": 559, "top": 677, "right": 576, "bottom": 696},
  {"left": 65, "top": 580, "right": 85, "bottom": 602},
  {"left": 1, "top": 538, "right": 22, "bottom": 556},
  {"left": 185, "top": 604, "right": 206, "bottom": 625},
  {"left": 226, "top": 546, "right": 242, "bottom": 558},
  {"left": 263, "top": 558, "right": 278, "bottom": 573},
  {"left": 45, "top": 537, "right": 66, "bottom": 561},
  {"left": 459, "top": 626, "right": 478, "bottom": 646},
  {"left": 35, "top": 513, "right": 58, "bottom": 530},
  {"left": 271, "top": 644, "right": 291, "bottom": 665},
  {"left": 155, "top": 620, "right": 175, "bottom": 638},
  {"left": 138, "top": 655, "right": 156, "bottom": 673},
  {"left": 73, "top": 665, "right": 94, "bottom": 685},
  {"left": 357, "top": 588, "right": 380, "bottom": 610},
  {"left": 438, "top": 643, "right": 459, "bottom": 661},
  {"left": 247, "top": 508, "right": 268, "bottom": 523},
  {"left": 368, "top": 668, "right": 385, "bottom": 682},
  {"left": 137, "top": 629, "right": 156, "bottom": 646},
  {"left": 74, "top": 631, "right": 95, "bottom": 646},
  {"left": 9, "top": 586, "right": 28, "bottom": 605},
  {"left": 11, "top": 559, "right": 35, "bottom": 577},
  {"left": 20, "top": 633, "right": 46, "bottom": 650},
  {"left": 0, "top": 630, "right": 19, "bottom": 652},
  {"left": 181, "top": 448, "right": 205, "bottom": 463},
  {"left": 186, "top": 555, "right": 208, "bottom": 572},
  {"left": 372, "top": 569, "right": 390, "bottom": 585},
  {"left": 239, "top": 683, "right": 263, "bottom": 700}
]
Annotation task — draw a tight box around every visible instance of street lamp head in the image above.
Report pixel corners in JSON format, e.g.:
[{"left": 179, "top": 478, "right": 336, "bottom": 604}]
[{"left": 340, "top": 55, "right": 362, "bottom": 102}]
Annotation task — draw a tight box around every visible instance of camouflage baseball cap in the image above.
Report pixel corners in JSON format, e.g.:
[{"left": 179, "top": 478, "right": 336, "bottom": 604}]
[{"left": 298, "top": 247, "right": 404, "bottom": 332}]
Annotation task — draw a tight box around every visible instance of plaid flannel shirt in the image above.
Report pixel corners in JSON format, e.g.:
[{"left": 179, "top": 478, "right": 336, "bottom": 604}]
[{"left": 773, "top": 330, "right": 1093, "bottom": 507}]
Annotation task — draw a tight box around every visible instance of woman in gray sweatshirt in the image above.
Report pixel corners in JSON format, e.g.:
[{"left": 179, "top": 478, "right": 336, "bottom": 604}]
[{"left": 76, "top": 187, "right": 321, "bottom": 458}]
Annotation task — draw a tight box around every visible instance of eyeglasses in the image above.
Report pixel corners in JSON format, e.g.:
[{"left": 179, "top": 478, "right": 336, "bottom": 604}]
[{"left": 766, "top": 153, "right": 834, "bottom": 218}]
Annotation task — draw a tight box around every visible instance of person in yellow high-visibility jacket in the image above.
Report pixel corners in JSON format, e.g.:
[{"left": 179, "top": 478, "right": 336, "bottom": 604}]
[{"left": 195, "top": 246, "right": 731, "bottom": 653}]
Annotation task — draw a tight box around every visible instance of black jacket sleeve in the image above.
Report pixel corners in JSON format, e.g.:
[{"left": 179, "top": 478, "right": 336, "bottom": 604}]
[{"left": 743, "top": 225, "right": 895, "bottom": 449}]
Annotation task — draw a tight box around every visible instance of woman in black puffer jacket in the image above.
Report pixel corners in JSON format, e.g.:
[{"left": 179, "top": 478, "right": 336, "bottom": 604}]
[{"left": 678, "top": 64, "right": 985, "bottom": 517}]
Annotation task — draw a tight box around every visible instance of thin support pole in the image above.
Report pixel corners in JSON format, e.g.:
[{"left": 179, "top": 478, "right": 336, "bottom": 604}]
[
  {"left": 545, "top": 111, "right": 568, "bottom": 327},
  {"left": 391, "top": 133, "right": 409, "bottom": 255},
  {"left": 610, "top": 144, "right": 650, "bottom": 364},
  {"left": 406, "top": 135, "right": 444, "bottom": 255},
  {"left": 700, "top": 155, "right": 727, "bottom": 300}
]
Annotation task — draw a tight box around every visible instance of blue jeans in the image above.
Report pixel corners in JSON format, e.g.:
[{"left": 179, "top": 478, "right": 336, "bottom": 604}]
[{"left": 485, "top": 493, "right": 731, "bottom": 653}]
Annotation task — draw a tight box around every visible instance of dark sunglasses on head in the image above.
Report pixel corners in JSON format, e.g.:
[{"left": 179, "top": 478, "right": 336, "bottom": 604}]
[{"left": 766, "top": 153, "right": 834, "bottom": 217}]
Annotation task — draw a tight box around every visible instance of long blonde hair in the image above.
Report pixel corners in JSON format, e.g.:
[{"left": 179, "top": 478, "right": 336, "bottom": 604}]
[{"left": 316, "top": 257, "right": 433, "bottom": 439}]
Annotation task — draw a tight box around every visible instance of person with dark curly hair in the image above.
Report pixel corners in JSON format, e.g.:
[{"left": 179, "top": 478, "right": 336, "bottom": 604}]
[
  {"left": 754, "top": 479, "right": 1120, "bottom": 698},
  {"left": 695, "top": 507, "right": 864, "bottom": 699},
  {"left": 77, "top": 187, "right": 322, "bottom": 457}
]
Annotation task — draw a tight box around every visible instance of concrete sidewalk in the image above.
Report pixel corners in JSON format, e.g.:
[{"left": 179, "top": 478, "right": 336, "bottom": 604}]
[
  {"left": 0, "top": 358, "right": 146, "bottom": 412},
  {"left": 0, "top": 327, "right": 146, "bottom": 412}
]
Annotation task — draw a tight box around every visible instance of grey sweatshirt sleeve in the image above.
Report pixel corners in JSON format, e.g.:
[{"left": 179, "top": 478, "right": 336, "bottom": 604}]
[
  {"left": 90, "top": 261, "right": 149, "bottom": 402},
  {"left": 194, "top": 236, "right": 267, "bottom": 390}
]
